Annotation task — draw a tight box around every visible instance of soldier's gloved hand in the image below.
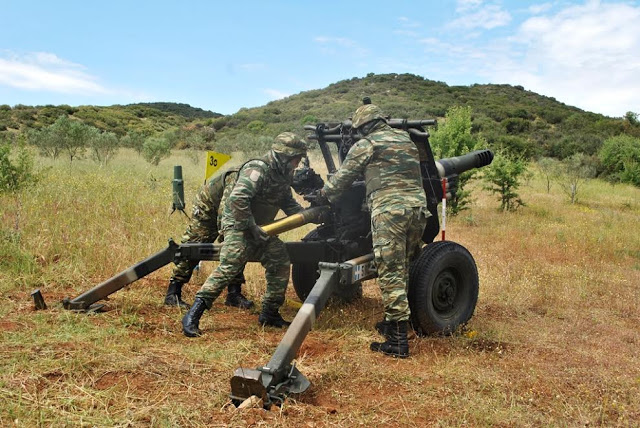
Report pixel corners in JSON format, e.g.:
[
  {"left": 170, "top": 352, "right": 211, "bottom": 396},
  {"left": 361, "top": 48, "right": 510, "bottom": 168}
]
[
  {"left": 250, "top": 224, "right": 270, "bottom": 243},
  {"left": 314, "top": 189, "right": 330, "bottom": 206}
]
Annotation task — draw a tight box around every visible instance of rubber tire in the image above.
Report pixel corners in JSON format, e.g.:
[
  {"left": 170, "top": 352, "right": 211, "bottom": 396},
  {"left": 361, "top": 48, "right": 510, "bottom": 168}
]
[
  {"left": 408, "top": 241, "right": 479, "bottom": 336},
  {"left": 291, "top": 230, "right": 362, "bottom": 303}
]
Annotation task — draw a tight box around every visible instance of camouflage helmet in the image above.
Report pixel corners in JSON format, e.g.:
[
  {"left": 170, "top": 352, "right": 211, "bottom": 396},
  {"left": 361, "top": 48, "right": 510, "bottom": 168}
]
[
  {"left": 351, "top": 104, "right": 386, "bottom": 129},
  {"left": 272, "top": 132, "right": 307, "bottom": 157}
]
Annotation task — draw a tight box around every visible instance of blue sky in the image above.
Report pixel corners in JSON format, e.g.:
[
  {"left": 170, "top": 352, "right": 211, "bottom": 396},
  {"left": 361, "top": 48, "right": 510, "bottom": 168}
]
[{"left": 1, "top": 0, "right": 639, "bottom": 117}]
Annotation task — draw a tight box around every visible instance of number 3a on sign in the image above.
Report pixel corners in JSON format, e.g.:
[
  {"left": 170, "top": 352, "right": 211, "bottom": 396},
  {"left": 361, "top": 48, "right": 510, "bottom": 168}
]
[{"left": 204, "top": 151, "right": 231, "bottom": 181}]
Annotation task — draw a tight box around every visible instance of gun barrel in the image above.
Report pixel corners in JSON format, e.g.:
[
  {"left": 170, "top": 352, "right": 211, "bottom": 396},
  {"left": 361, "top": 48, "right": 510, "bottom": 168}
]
[{"left": 435, "top": 149, "right": 494, "bottom": 178}]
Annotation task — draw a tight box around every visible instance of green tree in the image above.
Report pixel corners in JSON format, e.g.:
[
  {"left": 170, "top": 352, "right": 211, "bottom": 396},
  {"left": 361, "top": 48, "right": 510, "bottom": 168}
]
[
  {"left": 624, "top": 111, "right": 638, "bottom": 126},
  {"left": 537, "top": 157, "right": 561, "bottom": 193},
  {"left": 430, "top": 106, "right": 484, "bottom": 214},
  {"left": 185, "top": 132, "right": 208, "bottom": 165},
  {"left": 120, "top": 131, "right": 146, "bottom": 155},
  {"left": 0, "top": 135, "right": 39, "bottom": 193},
  {"left": 599, "top": 135, "right": 640, "bottom": 186},
  {"left": 483, "top": 151, "right": 528, "bottom": 211},
  {"left": 28, "top": 126, "right": 62, "bottom": 159},
  {"left": 142, "top": 137, "right": 171, "bottom": 166},
  {"left": 88, "top": 128, "right": 120, "bottom": 166},
  {"left": 47, "top": 115, "right": 87, "bottom": 162},
  {"left": 556, "top": 153, "right": 596, "bottom": 204},
  {"left": 430, "top": 106, "right": 478, "bottom": 158}
]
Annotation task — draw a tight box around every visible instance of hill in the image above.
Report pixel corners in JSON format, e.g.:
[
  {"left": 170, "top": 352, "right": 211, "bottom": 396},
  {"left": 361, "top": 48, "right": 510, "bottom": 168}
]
[
  {"left": 210, "top": 73, "right": 639, "bottom": 159},
  {"left": 2, "top": 73, "right": 639, "bottom": 159},
  {"left": 0, "top": 102, "right": 221, "bottom": 137}
]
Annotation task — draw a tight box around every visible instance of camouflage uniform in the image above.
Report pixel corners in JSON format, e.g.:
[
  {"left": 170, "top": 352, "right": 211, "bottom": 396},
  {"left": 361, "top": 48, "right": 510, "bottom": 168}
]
[
  {"left": 170, "top": 170, "right": 242, "bottom": 285},
  {"left": 323, "top": 106, "right": 428, "bottom": 323},
  {"left": 182, "top": 132, "right": 307, "bottom": 336},
  {"left": 195, "top": 149, "right": 303, "bottom": 310}
]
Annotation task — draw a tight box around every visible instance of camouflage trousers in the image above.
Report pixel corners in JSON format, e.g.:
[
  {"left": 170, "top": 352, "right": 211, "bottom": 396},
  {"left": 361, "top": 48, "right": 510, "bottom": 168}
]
[
  {"left": 171, "top": 218, "right": 245, "bottom": 286},
  {"left": 372, "top": 206, "right": 428, "bottom": 322},
  {"left": 195, "top": 229, "right": 290, "bottom": 311}
]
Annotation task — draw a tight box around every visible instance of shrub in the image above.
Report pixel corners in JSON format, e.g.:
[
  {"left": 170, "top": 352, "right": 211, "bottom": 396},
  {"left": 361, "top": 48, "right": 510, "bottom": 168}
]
[
  {"left": 556, "top": 153, "right": 597, "bottom": 203},
  {"left": 142, "top": 137, "right": 172, "bottom": 166},
  {"left": 430, "top": 106, "right": 485, "bottom": 214},
  {"left": 88, "top": 129, "right": 120, "bottom": 165},
  {"left": 0, "top": 135, "right": 40, "bottom": 193},
  {"left": 599, "top": 135, "right": 640, "bottom": 186},
  {"left": 483, "top": 151, "right": 528, "bottom": 211}
]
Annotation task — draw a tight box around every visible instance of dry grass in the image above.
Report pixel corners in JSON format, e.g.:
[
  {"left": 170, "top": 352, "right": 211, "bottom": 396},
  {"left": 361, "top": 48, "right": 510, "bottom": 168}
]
[{"left": 1, "top": 149, "right": 639, "bottom": 426}]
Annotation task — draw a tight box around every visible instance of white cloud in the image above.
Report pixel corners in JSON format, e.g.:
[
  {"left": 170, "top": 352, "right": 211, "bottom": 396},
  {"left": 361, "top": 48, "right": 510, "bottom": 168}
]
[
  {"left": 0, "top": 51, "right": 109, "bottom": 95},
  {"left": 263, "top": 88, "right": 290, "bottom": 100},
  {"left": 528, "top": 3, "right": 552, "bottom": 15},
  {"left": 449, "top": 4, "right": 512, "bottom": 30},
  {"left": 494, "top": 0, "right": 640, "bottom": 116},
  {"left": 427, "top": 1, "right": 640, "bottom": 116},
  {"left": 456, "top": 0, "right": 484, "bottom": 13}
]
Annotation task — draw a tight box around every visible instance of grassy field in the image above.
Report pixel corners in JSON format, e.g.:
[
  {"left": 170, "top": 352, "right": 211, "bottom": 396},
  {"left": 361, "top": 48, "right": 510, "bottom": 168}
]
[{"left": 1, "top": 149, "right": 639, "bottom": 427}]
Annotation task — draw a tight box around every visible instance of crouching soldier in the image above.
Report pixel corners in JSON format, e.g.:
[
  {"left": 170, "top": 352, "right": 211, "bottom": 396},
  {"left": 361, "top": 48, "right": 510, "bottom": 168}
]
[
  {"left": 182, "top": 132, "right": 308, "bottom": 337},
  {"left": 164, "top": 169, "right": 251, "bottom": 310}
]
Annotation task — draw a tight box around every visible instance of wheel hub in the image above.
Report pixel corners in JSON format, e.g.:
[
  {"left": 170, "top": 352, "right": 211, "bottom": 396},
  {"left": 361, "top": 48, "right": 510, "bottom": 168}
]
[{"left": 433, "top": 270, "right": 458, "bottom": 312}]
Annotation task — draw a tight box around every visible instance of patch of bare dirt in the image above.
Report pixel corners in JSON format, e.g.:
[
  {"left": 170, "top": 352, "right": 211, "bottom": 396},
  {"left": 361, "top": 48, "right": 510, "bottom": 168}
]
[
  {"left": 0, "top": 320, "right": 19, "bottom": 331},
  {"left": 299, "top": 337, "right": 339, "bottom": 358},
  {"left": 93, "top": 371, "right": 157, "bottom": 393}
]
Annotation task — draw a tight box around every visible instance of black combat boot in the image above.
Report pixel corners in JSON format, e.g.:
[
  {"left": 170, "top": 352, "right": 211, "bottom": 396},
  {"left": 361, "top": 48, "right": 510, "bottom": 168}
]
[
  {"left": 258, "top": 307, "right": 291, "bottom": 328},
  {"left": 225, "top": 283, "right": 254, "bottom": 309},
  {"left": 182, "top": 297, "right": 208, "bottom": 337},
  {"left": 164, "top": 280, "right": 190, "bottom": 309},
  {"left": 375, "top": 319, "right": 391, "bottom": 338},
  {"left": 370, "top": 321, "right": 409, "bottom": 358}
]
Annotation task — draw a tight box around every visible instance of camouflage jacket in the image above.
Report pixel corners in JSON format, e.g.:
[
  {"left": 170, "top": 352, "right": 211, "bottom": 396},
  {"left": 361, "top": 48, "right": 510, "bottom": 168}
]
[
  {"left": 220, "top": 151, "right": 303, "bottom": 231},
  {"left": 323, "top": 122, "right": 427, "bottom": 218},
  {"left": 192, "top": 169, "right": 238, "bottom": 224}
]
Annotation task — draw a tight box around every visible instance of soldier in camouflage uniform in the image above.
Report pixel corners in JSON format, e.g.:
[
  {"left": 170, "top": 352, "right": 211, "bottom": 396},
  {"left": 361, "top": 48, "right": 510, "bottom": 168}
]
[
  {"left": 182, "top": 132, "right": 308, "bottom": 337},
  {"left": 164, "top": 169, "right": 252, "bottom": 310},
  {"left": 320, "top": 104, "right": 428, "bottom": 358}
]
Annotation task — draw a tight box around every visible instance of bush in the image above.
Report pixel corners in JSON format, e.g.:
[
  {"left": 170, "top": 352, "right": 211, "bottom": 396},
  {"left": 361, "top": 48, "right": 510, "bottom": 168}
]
[
  {"left": 142, "top": 137, "right": 172, "bottom": 166},
  {"left": 599, "top": 135, "right": 640, "bottom": 186},
  {"left": 247, "top": 120, "right": 267, "bottom": 134},
  {"left": 120, "top": 131, "right": 146, "bottom": 155},
  {"left": 501, "top": 117, "right": 530, "bottom": 135},
  {"left": 430, "top": 106, "right": 485, "bottom": 214},
  {"left": 88, "top": 129, "right": 120, "bottom": 165},
  {"left": 556, "top": 153, "right": 597, "bottom": 203},
  {"left": 0, "top": 136, "right": 39, "bottom": 193},
  {"left": 483, "top": 151, "right": 528, "bottom": 211}
]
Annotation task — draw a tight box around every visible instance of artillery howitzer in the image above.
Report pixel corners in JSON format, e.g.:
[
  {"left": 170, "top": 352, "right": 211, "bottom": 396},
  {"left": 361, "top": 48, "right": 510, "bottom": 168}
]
[{"left": 57, "top": 108, "right": 493, "bottom": 408}]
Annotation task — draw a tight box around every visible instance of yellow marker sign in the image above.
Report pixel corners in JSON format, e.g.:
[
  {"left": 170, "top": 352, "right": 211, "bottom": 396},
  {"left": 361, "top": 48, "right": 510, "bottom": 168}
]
[{"left": 204, "top": 151, "right": 231, "bottom": 181}]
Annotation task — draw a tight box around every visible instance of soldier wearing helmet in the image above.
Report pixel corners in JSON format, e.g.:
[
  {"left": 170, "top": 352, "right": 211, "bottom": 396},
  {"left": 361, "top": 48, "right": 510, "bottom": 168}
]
[
  {"left": 182, "top": 132, "right": 308, "bottom": 337},
  {"left": 163, "top": 168, "right": 251, "bottom": 310},
  {"left": 320, "top": 102, "right": 428, "bottom": 358}
]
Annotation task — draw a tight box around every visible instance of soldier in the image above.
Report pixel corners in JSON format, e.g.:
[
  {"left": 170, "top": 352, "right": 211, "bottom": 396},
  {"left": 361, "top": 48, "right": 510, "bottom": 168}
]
[
  {"left": 319, "top": 104, "right": 428, "bottom": 358},
  {"left": 182, "top": 132, "right": 308, "bottom": 337},
  {"left": 164, "top": 169, "right": 252, "bottom": 310}
]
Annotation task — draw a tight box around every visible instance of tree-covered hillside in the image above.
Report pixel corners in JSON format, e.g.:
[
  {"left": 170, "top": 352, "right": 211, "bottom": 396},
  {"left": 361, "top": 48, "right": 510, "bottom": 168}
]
[
  {"left": 0, "top": 102, "right": 220, "bottom": 136},
  {"left": 210, "top": 73, "right": 640, "bottom": 160},
  {"left": 2, "top": 73, "right": 639, "bottom": 163}
]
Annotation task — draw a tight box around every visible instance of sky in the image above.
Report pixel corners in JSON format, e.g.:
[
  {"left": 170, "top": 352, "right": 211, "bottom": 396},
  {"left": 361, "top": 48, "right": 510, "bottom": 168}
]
[{"left": 1, "top": 0, "right": 639, "bottom": 118}]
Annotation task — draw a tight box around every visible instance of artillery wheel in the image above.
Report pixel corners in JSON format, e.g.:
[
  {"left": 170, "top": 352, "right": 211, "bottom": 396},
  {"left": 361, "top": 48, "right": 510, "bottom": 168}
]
[
  {"left": 291, "top": 230, "right": 362, "bottom": 303},
  {"left": 408, "top": 241, "right": 478, "bottom": 336}
]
